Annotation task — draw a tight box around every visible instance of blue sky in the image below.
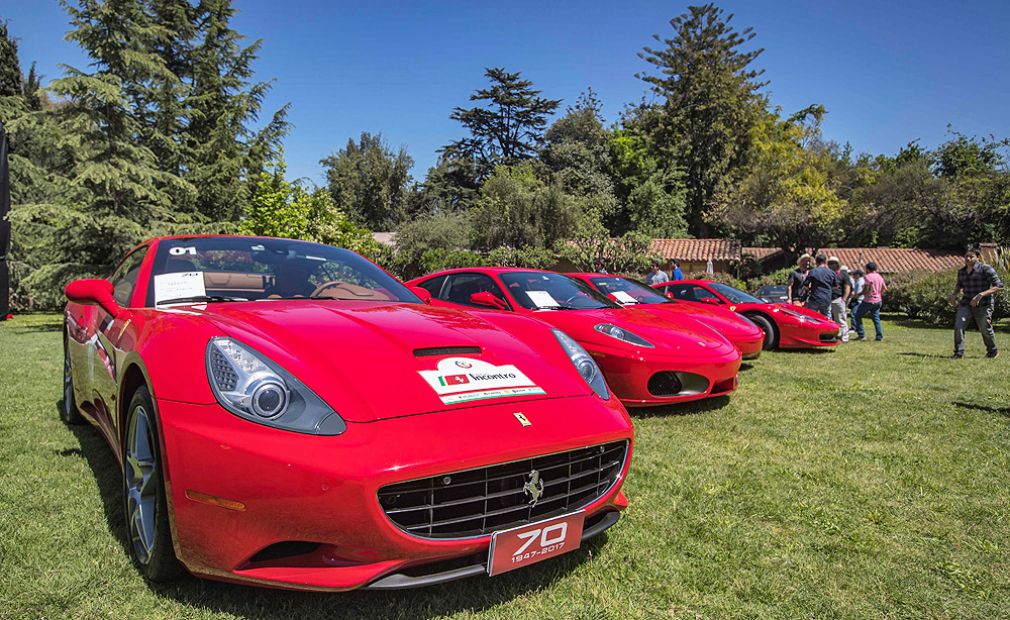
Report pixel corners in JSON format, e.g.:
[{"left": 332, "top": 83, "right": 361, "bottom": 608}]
[{"left": 5, "top": 1, "right": 1009, "bottom": 185}]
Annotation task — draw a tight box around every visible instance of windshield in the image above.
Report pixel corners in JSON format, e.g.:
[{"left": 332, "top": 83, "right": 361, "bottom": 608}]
[
  {"left": 589, "top": 276, "right": 671, "bottom": 305},
  {"left": 499, "top": 272, "right": 618, "bottom": 310},
  {"left": 146, "top": 237, "right": 419, "bottom": 306},
  {"left": 710, "top": 282, "right": 763, "bottom": 304}
]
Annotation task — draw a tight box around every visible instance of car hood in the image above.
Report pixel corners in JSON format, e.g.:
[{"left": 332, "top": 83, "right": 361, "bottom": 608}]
[
  {"left": 528, "top": 307, "right": 737, "bottom": 359},
  {"left": 188, "top": 300, "right": 590, "bottom": 422},
  {"left": 632, "top": 304, "right": 763, "bottom": 341}
]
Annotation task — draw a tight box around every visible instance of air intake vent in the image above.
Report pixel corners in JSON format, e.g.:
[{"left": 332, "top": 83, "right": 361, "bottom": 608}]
[
  {"left": 378, "top": 441, "right": 628, "bottom": 539},
  {"left": 413, "top": 346, "right": 482, "bottom": 357}
]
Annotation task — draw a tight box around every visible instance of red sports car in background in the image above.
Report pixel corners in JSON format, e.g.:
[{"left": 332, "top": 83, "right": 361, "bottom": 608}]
[
  {"left": 567, "top": 273, "right": 765, "bottom": 360},
  {"left": 407, "top": 268, "right": 742, "bottom": 407},
  {"left": 62, "top": 235, "right": 634, "bottom": 591},
  {"left": 651, "top": 280, "right": 840, "bottom": 350}
]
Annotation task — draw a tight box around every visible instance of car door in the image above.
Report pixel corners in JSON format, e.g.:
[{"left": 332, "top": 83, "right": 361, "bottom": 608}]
[
  {"left": 439, "top": 273, "right": 512, "bottom": 311},
  {"left": 88, "top": 246, "right": 148, "bottom": 432}
]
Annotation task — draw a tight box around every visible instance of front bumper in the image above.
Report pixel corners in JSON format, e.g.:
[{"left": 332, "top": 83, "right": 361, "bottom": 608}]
[
  {"left": 157, "top": 393, "right": 633, "bottom": 591},
  {"left": 587, "top": 342, "right": 742, "bottom": 407},
  {"left": 778, "top": 322, "right": 840, "bottom": 349}
]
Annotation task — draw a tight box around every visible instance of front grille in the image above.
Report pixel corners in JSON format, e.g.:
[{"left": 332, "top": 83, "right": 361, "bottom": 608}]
[
  {"left": 378, "top": 441, "right": 628, "bottom": 539},
  {"left": 820, "top": 333, "right": 838, "bottom": 342}
]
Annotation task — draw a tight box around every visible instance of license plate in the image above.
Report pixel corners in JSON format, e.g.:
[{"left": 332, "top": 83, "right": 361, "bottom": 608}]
[{"left": 487, "top": 511, "right": 585, "bottom": 576}]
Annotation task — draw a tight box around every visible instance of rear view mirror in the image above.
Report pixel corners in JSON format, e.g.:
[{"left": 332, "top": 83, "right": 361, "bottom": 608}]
[
  {"left": 410, "top": 286, "right": 432, "bottom": 304},
  {"left": 469, "top": 291, "right": 508, "bottom": 310},
  {"left": 65, "top": 279, "right": 123, "bottom": 318}
]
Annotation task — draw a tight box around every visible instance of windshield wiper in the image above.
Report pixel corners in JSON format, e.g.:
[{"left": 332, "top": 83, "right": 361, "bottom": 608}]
[{"left": 157, "top": 295, "right": 248, "bottom": 305}]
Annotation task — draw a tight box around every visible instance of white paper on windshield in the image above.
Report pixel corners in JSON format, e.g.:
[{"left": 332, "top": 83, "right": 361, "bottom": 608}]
[
  {"left": 154, "top": 272, "right": 206, "bottom": 304},
  {"left": 613, "top": 290, "right": 638, "bottom": 304},
  {"left": 526, "top": 290, "right": 559, "bottom": 308}
]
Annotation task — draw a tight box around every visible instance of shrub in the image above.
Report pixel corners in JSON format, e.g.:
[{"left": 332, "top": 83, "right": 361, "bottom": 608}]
[
  {"left": 746, "top": 266, "right": 794, "bottom": 292},
  {"left": 887, "top": 269, "right": 1009, "bottom": 325}
]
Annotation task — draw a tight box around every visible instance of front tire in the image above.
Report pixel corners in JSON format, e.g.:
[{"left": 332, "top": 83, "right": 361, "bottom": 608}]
[
  {"left": 61, "top": 338, "right": 84, "bottom": 424},
  {"left": 123, "top": 386, "right": 182, "bottom": 582},
  {"left": 747, "top": 314, "right": 778, "bottom": 350}
]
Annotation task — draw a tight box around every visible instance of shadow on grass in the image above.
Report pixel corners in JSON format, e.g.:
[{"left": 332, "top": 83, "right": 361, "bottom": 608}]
[
  {"left": 57, "top": 400, "right": 602, "bottom": 618},
  {"left": 893, "top": 317, "right": 1010, "bottom": 334},
  {"left": 775, "top": 347, "right": 836, "bottom": 354},
  {"left": 953, "top": 401, "right": 1010, "bottom": 418},
  {"left": 896, "top": 352, "right": 952, "bottom": 360},
  {"left": 630, "top": 394, "right": 731, "bottom": 419},
  {"left": 4, "top": 321, "right": 63, "bottom": 334}
]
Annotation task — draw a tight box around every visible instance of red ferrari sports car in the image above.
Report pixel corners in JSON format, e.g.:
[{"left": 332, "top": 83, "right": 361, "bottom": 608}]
[
  {"left": 406, "top": 268, "right": 742, "bottom": 407},
  {"left": 62, "top": 235, "right": 634, "bottom": 591},
  {"left": 651, "top": 280, "right": 840, "bottom": 350},
  {"left": 567, "top": 273, "right": 765, "bottom": 360}
]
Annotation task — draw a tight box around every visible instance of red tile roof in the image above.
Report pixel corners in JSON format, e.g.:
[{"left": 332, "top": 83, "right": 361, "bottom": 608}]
[
  {"left": 814, "top": 248, "right": 963, "bottom": 274},
  {"left": 650, "top": 238, "right": 742, "bottom": 261},
  {"left": 742, "top": 247, "right": 784, "bottom": 261}
]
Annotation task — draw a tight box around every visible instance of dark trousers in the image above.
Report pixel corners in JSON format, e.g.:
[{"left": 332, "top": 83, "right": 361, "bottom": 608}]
[
  {"left": 854, "top": 301, "right": 883, "bottom": 340},
  {"left": 954, "top": 303, "right": 997, "bottom": 355}
]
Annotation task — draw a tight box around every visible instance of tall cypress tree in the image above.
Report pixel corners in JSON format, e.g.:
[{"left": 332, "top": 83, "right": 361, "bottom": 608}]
[{"left": 0, "top": 23, "right": 23, "bottom": 100}]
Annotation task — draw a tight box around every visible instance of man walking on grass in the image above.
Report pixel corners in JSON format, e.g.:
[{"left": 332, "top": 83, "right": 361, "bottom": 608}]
[
  {"left": 950, "top": 248, "right": 1003, "bottom": 359},
  {"left": 853, "top": 261, "right": 886, "bottom": 341},
  {"left": 828, "top": 257, "right": 851, "bottom": 342},
  {"left": 802, "top": 254, "right": 837, "bottom": 317}
]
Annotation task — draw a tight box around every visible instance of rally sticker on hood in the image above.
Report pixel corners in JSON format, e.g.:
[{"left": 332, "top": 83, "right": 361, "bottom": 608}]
[{"left": 418, "top": 357, "right": 545, "bottom": 405}]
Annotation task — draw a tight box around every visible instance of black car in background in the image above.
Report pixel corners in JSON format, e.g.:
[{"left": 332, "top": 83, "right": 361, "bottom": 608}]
[{"left": 754, "top": 285, "right": 788, "bottom": 303}]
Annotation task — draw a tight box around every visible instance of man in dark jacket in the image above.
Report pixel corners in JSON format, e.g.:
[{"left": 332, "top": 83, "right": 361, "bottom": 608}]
[
  {"left": 950, "top": 248, "right": 1004, "bottom": 359},
  {"left": 802, "top": 254, "right": 837, "bottom": 317}
]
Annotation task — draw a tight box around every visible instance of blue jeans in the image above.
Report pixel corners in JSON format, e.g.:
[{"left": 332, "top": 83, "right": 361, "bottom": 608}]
[{"left": 853, "top": 301, "right": 882, "bottom": 340}]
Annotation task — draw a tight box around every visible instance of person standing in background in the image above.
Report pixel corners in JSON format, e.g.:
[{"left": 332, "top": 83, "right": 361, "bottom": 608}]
[
  {"left": 672, "top": 260, "right": 684, "bottom": 280},
  {"left": 802, "top": 254, "right": 837, "bottom": 317},
  {"left": 787, "top": 254, "right": 812, "bottom": 305},
  {"left": 853, "top": 261, "right": 887, "bottom": 341},
  {"left": 828, "top": 257, "right": 851, "bottom": 343},
  {"left": 849, "top": 269, "right": 865, "bottom": 333},
  {"left": 950, "top": 248, "right": 1003, "bottom": 359},
  {"left": 646, "top": 261, "right": 669, "bottom": 285}
]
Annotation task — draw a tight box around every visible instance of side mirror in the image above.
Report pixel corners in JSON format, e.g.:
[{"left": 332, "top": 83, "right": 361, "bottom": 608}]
[
  {"left": 469, "top": 291, "right": 508, "bottom": 310},
  {"left": 410, "top": 286, "right": 432, "bottom": 305},
  {"left": 698, "top": 297, "right": 720, "bottom": 305},
  {"left": 65, "top": 279, "right": 123, "bottom": 318}
]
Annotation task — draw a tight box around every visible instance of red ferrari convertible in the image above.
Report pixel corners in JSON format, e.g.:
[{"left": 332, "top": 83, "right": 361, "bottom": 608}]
[
  {"left": 62, "top": 235, "right": 634, "bottom": 591},
  {"left": 651, "top": 280, "right": 840, "bottom": 350},
  {"left": 406, "top": 268, "right": 742, "bottom": 407},
  {"left": 567, "top": 273, "right": 765, "bottom": 360}
]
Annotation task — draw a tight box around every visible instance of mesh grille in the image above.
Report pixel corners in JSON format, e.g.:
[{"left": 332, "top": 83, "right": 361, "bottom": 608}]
[
  {"left": 210, "top": 347, "right": 238, "bottom": 391},
  {"left": 378, "top": 441, "right": 627, "bottom": 539}
]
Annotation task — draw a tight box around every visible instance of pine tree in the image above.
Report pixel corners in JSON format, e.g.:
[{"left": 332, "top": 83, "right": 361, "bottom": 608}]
[
  {"left": 185, "top": 0, "right": 289, "bottom": 221},
  {"left": 0, "top": 22, "right": 23, "bottom": 100},
  {"left": 443, "top": 67, "right": 561, "bottom": 179},
  {"left": 50, "top": 0, "right": 191, "bottom": 221},
  {"left": 638, "top": 4, "right": 767, "bottom": 235}
]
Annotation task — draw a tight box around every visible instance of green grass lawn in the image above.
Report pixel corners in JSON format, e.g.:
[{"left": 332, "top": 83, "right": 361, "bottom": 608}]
[{"left": 2, "top": 313, "right": 1009, "bottom": 619}]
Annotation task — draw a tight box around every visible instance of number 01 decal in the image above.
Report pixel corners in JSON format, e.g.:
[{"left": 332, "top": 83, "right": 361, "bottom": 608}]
[{"left": 169, "top": 246, "right": 197, "bottom": 256}]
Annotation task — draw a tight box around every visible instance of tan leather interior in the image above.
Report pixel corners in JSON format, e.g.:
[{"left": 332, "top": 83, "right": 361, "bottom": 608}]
[{"left": 311, "top": 280, "right": 392, "bottom": 301}]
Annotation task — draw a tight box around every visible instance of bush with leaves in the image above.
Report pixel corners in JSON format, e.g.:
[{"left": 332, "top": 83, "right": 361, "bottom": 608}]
[
  {"left": 746, "top": 267, "right": 795, "bottom": 292},
  {"left": 888, "top": 269, "right": 1008, "bottom": 325},
  {"left": 240, "top": 162, "right": 376, "bottom": 254}
]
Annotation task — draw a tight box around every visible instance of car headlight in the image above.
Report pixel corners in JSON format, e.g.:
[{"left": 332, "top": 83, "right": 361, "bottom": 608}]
[
  {"left": 594, "top": 323, "right": 654, "bottom": 347},
  {"left": 206, "top": 337, "right": 346, "bottom": 435},
  {"left": 552, "top": 329, "right": 609, "bottom": 400}
]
